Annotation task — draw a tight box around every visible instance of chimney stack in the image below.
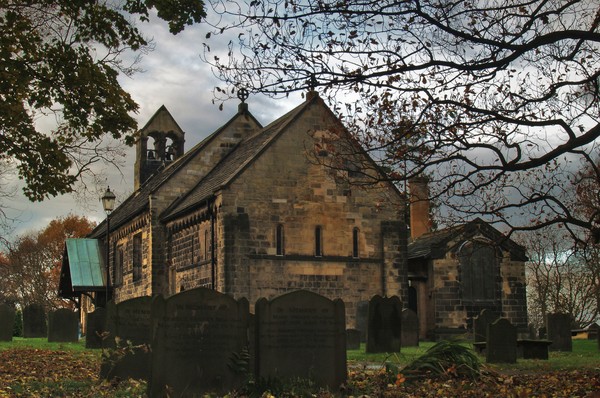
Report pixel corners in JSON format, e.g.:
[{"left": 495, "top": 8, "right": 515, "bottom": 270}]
[{"left": 409, "top": 176, "right": 431, "bottom": 239}]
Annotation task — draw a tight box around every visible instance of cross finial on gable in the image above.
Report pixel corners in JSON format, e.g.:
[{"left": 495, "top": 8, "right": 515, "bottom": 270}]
[
  {"left": 307, "top": 74, "right": 318, "bottom": 101},
  {"left": 237, "top": 87, "right": 249, "bottom": 103},
  {"left": 237, "top": 87, "right": 249, "bottom": 112}
]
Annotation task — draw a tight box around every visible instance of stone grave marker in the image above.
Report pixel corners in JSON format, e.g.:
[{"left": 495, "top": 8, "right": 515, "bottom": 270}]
[
  {"left": 48, "top": 308, "right": 79, "bottom": 342},
  {"left": 486, "top": 318, "right": 517, "bottom": 364},
  {"left": 150, "top": 288, "right": 250, "bottom": 398},
  {"left": 0, "top": 303, "right": 15, "bottom": 342},
  {"left": 346, "top": 328, "right": 361, "bottom": 350},
  {"left": 546, "top": 313, "right": 573, "bottom": 352},
  {"left": 85, "top": 307, "right": 107, "bottom": 349},
  {"left": 473, "top": 309, "right": 500, "bottom": 343},
  {"left": 22, "top": 303, "right": 47, "bottom": 338},
  {"left": 366, "top": 295, "right": 402, "bottom": 353},
  {"left": 255, "top": 290, "right": 347, "bottom": 391},
  {"left": 101, "top": 297, "right": 152, "bottom": 381},
  {"left": 355, "top": 300, "right": 369, "bottom": 342},
  {"left": 401, "top": 309, "right": 419, "bottom": 347}
]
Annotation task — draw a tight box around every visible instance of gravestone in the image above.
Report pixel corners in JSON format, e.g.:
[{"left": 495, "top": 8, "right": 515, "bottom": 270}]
[
  {"left": 101, "top": 297, "right": 152, "bottom": 381},
  {"left": 48, "top": 309, "right": 79, "bottom": 342},
  {"left": 22, "top": 304, "right": 47, "bottom": 338},
  {"left": 85, "top": 308, "right": 107, "bottom": 349},
  {"left": 346, "top": 329, "right": 361, "bottom": 350},
  {"left": 150, "top": 288, "right": 250, "bottom": 398},
  {"left": 366, "top": 295, "right": 402, "bottom": 353},
  {"left": 486, "top": 318, "right": 517, "bottom": 363},
  {"left": 473, "top": 309, "right": 500, "bottom": 343},
  {"left": 255, "top": 290, "right": 347, "bottom": 390},
  {"left": 0, "top": 303, "right": 15, "bottom": 341},
  {"left": 587, "top": 322, "right": 599, "bottom": 340},
  {"left": 401, "top": 309, "right": 419, "bottom": 347},
  {"left": 355, "top": 300, "right": 369, "bottom": 342},
  {"left": 546, "top": 313, "right": 573, "bottom": 352}
]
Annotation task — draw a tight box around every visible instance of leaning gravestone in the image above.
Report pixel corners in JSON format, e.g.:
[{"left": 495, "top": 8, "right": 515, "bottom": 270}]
[
  {"left": 0, "top": 303, "right": 15, "bottom": 341},
  {"left": 150, "top": 288, "right": 250, "bottom": 398},
  {"left": 101, "top": 297, "right": 152, "bottom": 381},
  {"left": 255, "top": 290, "right": 347, "bottom": 391},
  {"left": 85, "top": 307, "right": 107, "bottom": 349},
  {"left": 48, "top": 308, "right": 79, "bottom": 342},
  {"left": 22, "top": 303, "right": 47, "bottom": 338},
  {"left": 473, "top": 309, "right": 500, "bottom": 343},
  {"left": 366, "top": 295, "right": 402, "bottom": 353},
  {"left": 546, "top": 313, "right": 573, "bottom": 352},
  {"left": 401, "top": 309, "right": 419, "bottom": 347},
  {"left": 486, "top": 318, "right": 517, "bottom": 364}
]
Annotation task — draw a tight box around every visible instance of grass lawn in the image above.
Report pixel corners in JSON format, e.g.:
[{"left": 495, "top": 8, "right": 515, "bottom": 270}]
[
  {"left": 347, "top": 339, "right": 600, "bottom": 372},
  {"left": 0, "top": 338, "right": 598, "bottom": 397}
]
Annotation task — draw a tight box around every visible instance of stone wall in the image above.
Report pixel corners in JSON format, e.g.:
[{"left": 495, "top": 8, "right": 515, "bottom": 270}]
[
  {"left": 111, "top": 218, "right": 153, "bottom": 303},
  {"left": 430, "top": 238, "right": 527, "bottom": 338},
  {"left": 213, "top": 100, "right": 406, "bottom": 326}
]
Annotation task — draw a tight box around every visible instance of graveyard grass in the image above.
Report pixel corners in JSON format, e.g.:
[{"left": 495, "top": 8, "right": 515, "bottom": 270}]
[{"left": 0, "top": 339, "right": 599, "bottom": 397}]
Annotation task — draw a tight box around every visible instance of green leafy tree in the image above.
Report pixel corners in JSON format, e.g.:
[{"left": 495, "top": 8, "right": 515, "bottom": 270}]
[
  {"left": 1, "top": 0, "right": 206, "bottom": 202},
  {"left": 202, "top": 0, "right": 600, "bottom": 236}
]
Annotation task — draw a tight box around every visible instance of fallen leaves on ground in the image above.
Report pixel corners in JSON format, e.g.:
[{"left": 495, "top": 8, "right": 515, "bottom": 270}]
[
  {"left": 0, "top": 348, "right": 144, "bottom": 397},
  {"left": 344, "top": 367, "right": 600, "bottom": 397},
  {"left": 0, "top": 349, "right": 599, "bottom": 397}
]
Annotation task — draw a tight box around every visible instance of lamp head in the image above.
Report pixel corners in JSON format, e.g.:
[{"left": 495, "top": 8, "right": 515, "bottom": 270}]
[{"left": 101, "top": 187, "right": 116, "bottom": 213}]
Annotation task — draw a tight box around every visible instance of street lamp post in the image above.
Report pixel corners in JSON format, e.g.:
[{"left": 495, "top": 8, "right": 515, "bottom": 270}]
[{"left": 101, "top": 187, "right": 116, "bottom": 306}]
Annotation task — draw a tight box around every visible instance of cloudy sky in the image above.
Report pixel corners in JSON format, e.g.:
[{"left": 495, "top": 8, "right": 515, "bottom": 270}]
[{"left": 3, "top": 11, "right": 303, "bottom": 238}]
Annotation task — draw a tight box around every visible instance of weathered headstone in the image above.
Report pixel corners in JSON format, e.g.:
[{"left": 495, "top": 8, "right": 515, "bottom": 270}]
[
  {"left": 366, "top": 295, "right": 402, "bottom": 353},
  {"left": 101, "top": 297, "right": 152, "bottom": 381},
  {"left": 473, "top": 309, "right": 500, "bottom": 343},
  {"left": 150, "top": 288, "right": 250, "bottom": 397},
  {"left": 518, "top": 339, "right": 552, "bottom": 360},
  {"left": 255, "top": 290, "right": 347, "bottom": 390},
  {"left": 486, "top": 318, "right": 517, "bottom": 363},
  {"left": 0, "top": 303, "right": 15, "bottom": 341},
  {"left": 22, "top": 303, "right": 47, "bottom": 338},
  {"left": 546, "top": 313, "right": 573, "bottom": 352},
  {"left": 401, "top": 309, "right": 419, "bottom": 347},
  {"left": 355, "top": 300, "right": 369, "bottom": 342},
  {"left": 346, "top": 328, "right": 361, "bottom": 350},
  {"left": 48, "top": 308, "right": 79, "bottom": 342},
  {"left": 85, "top": 307, "right": 107, "bottom": 349}
]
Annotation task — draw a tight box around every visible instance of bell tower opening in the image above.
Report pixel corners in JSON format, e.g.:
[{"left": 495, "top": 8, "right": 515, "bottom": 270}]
[{"left": 134, "top": 106, "right": 185, "bottom": 189}]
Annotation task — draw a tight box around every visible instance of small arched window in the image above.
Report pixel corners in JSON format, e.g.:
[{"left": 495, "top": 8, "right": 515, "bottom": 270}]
[
  {"left": 276, "top": 224, "right": 284, "bottom": 256},
  {"left": 315, "top": 226, "right": 323, "bottom": 257},
  {"left": 352, "top": 227, "right": 359, "bottom": 258},
  {"left": 204, "top": 230, "right": 209, "bottom": 260}
]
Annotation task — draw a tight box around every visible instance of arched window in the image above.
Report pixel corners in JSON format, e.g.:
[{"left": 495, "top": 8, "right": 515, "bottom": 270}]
[
  {"left": 132, "top": 233, "right": 142, "bottom": 282},
  {"left": 352, "top": 227, "right": 359, "bottom": 258},
  {"left": 458, "top": 240, "right": 498, "bottom": 301},
  {"left": 315, "top": 226, "right": 323, "bottom": 257},
  {"left": 276, "top": 224, "right": 284, "bottom": 256},
  {"left": 204, "top": 229, "right": 209, "bottom": 260}
]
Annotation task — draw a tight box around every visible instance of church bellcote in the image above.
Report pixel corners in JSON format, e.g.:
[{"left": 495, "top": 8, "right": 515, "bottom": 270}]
[{"left": 134, "top": 105, "right": 185, "bottom": 190}]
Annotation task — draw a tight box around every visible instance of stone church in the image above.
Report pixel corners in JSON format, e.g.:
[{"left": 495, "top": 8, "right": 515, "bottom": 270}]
[{"left": 62, "top": 92, "right": 528, "bottom": 339}]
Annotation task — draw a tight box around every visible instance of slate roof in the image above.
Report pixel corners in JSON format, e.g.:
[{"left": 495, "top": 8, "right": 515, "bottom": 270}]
[
  {"left": 89, "top": 105, "right": 262, "bottom": 238},
  {"left": 407, "top": 218, "right": 527, "bottom": 261},
  {"left": 160, "top": 96, "right": 316, "bottom": 221}
]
